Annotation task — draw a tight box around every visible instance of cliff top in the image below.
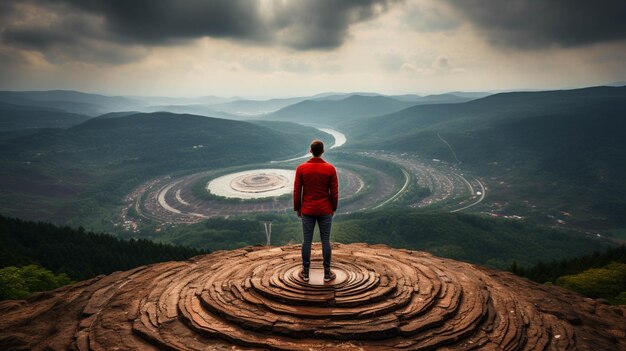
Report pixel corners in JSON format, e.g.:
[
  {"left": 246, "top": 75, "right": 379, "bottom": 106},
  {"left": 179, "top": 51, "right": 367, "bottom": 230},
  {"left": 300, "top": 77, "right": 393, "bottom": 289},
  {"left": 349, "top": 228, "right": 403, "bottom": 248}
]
[{"left": 1, "top": 243, "right": 624, "bottom": 350}]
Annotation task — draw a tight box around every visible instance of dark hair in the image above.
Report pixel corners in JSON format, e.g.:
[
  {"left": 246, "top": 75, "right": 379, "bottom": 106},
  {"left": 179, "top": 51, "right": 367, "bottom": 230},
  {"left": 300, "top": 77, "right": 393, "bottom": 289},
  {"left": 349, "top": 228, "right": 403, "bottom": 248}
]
[{"left": 310, "top": 140, "right": 324, "bottom": 157}]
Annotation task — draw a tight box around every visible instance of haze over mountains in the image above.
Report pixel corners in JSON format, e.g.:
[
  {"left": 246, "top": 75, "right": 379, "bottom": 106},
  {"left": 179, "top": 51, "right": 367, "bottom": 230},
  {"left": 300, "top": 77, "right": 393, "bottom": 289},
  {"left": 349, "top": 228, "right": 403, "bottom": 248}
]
[
  {"left": 0, "top": 102, "right": 90, "bottom": 132},
  {"left": 0, "top": 89, "right": 483, "bottom": 128},
  {"left": 0, "top": 91, "right": 145, "bottom": 116},
  {"left": 266, "top": 94, "right": 475, "bottom": 125},
  {"left": 1, "top": 84, "right": 625, "bottom": 230},
  {"left": 3, "top": 89, "right": 425, "bottom": 225}
]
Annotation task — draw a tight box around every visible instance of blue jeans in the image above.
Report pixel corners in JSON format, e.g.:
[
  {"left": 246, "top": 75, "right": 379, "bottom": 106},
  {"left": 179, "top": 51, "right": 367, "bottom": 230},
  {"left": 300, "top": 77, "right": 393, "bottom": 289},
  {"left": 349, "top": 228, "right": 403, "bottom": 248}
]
[{"left": 301, "top": 214, "right": 333, "bottom": 271}]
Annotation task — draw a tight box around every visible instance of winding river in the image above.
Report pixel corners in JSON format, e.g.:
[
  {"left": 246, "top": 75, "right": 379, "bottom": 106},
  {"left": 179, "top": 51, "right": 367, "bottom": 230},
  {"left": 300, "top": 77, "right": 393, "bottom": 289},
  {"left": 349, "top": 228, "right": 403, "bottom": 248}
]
[
  {"left": 206, "top": 127, "right": 346, "bottom": 199},
  {"left": 270, "top": 127, "right": 346, "bottom": 163}
]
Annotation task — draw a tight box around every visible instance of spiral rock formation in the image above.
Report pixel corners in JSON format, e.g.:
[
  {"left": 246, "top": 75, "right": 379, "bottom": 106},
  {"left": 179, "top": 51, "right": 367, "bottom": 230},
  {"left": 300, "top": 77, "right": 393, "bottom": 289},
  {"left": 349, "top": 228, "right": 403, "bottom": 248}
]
[
  {"left": 229, "top": 173, "right": 290, "bottom": 194},
  {"left": 206, "top": 169, "right": 295, "bottom": 199},
  {"left": 1, "top": 243, "right": 624, "bottom": 350}
]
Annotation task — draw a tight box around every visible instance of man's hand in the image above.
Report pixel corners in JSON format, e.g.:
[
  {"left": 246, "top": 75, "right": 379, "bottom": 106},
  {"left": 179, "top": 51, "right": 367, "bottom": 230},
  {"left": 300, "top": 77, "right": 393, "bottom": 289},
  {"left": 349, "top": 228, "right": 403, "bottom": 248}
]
[{"left": 297, "top": 210, "right": 302, "bottom": 218}]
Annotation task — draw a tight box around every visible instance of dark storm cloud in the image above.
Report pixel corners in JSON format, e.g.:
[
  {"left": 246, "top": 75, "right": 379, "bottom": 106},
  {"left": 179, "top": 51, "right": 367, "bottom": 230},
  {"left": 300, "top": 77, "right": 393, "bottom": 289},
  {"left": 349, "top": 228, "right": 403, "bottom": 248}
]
[
  {"left": 62, "top": 0, "right": 264, "bottom": 44},
  {"left": 270, "top": 0, "right": 397, "bottom": 50},
  {"left": 0, "top": 0, "right": 397, "bottom": 64},
  {"left": 2, "top": 12, "right": 97, "bottom": 50},
  {"left": 444, "top": 0, "right": 626, "bottom": 49}
]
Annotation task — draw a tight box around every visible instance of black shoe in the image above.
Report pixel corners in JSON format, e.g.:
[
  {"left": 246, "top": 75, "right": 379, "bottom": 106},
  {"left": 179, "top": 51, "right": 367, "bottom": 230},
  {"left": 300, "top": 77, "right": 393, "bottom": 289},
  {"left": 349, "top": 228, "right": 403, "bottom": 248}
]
[
  {"left": 324, "top": 269, "right": 336, "bottom": 282},
  {"left": 299, "top": 269, "right": 309, "bottom": 282}
]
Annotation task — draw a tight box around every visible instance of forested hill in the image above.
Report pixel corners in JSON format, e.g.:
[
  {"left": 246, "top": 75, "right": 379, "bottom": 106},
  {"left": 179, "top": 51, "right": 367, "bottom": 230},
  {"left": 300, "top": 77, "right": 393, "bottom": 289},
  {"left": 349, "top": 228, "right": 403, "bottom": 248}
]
[
  {"left": 0, "top": 101, "right": 90, "bottom": 131},
  {"left": 0, "top": 90, "right": 145, "bottom": 116},
  {"left": 342, "top": 86, "right": 626, "bottom": 145},
  {"left": 267, "top": 95, "right": 419, "bottom": 125},
  {"left": 0, "top": 112, "right": 330, "bottom": 223},
  {"left": 65, "top": 112, "right": 320, "bottom": 169},
  {"left": 341, "top": 86, "right": 626, "bottom": 228},
  {"left": 0, "top": 214, "right": 204, "bottom": 281}
]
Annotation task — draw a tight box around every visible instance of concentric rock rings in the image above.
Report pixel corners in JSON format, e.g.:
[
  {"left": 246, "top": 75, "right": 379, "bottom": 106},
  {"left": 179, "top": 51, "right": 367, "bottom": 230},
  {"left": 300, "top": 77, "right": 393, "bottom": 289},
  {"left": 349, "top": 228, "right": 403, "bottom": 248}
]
[
  {"left": 2, "top": 243, "right": 625, "bottom": 350},
  {"left": 229, "top": 173, "right": 290, "bottom": 193},
  {"left": 206, "top": 168, "right": 295, "bottom": 199},
  {"left": 132, "top": 243, "right": 579, "bottom": 350}
]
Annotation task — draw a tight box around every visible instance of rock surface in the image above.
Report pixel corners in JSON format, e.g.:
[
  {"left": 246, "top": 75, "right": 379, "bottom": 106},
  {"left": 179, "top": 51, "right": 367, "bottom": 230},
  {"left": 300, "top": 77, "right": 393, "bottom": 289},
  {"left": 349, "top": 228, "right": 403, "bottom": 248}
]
[{"left": 0, "top": 243, "right": 624, "bottom": 350}]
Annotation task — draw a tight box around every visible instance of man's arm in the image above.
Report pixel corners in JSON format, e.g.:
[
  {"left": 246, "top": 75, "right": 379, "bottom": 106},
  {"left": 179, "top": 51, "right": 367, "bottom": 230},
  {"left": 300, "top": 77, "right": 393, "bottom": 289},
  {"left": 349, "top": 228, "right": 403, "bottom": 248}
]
[
  {"left": 330, "top": 167, "right": 339, "bottom": 212},
  {"left": 293, "top": 167, "right": 302, "bottom": 216}
]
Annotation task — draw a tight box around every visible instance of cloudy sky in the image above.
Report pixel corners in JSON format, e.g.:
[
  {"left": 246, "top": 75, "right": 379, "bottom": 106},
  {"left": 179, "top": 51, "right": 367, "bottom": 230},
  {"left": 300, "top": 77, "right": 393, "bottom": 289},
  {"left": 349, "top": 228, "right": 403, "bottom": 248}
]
[{"left": 1, "top": 0, "right": 625, "bottom": 98}]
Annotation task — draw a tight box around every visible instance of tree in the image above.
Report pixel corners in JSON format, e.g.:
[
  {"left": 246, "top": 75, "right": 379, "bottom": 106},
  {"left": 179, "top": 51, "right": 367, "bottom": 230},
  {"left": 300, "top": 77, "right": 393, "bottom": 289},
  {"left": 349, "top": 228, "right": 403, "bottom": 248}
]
[
  {"left": 556, "top": 263, "right": 626, "bottom": 303},
  {"left": 0, "top": 265, "right": 73, "bottom": 300}
]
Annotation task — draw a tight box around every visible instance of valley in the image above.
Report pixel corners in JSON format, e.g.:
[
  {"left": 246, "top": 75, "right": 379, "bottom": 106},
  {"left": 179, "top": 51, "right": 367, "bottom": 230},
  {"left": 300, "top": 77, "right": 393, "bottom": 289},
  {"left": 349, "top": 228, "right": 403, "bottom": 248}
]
[
  {"left": 1, "top": 86, "right": 624, "bottom": 269},
  {"left": 1, "top": 3, "right": 625, "bottom": 347},
  {"left": 118, "top": 128, "right": 484, "bottom": 232}
]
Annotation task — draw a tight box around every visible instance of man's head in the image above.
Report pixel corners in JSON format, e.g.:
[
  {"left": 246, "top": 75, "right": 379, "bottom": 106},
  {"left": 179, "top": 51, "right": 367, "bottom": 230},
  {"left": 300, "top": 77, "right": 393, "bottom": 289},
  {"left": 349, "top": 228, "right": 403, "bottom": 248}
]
[{"left": 310, "top": 140, "right": 324, "bottom": 157}]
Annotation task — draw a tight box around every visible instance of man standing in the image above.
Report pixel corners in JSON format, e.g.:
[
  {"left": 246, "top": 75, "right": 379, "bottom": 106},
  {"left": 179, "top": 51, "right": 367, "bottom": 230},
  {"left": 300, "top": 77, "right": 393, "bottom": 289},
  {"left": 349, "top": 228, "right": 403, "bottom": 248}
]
[{"left": 294, "top": 140, "right": 339, "bottom": 282}]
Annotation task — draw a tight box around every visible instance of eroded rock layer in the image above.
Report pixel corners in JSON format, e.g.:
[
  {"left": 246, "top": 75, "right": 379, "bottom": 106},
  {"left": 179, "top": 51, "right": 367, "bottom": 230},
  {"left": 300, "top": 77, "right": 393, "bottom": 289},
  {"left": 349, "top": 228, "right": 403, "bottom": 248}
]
[{"left": 1, "top": 243, "right": 624, "bottom": 350}]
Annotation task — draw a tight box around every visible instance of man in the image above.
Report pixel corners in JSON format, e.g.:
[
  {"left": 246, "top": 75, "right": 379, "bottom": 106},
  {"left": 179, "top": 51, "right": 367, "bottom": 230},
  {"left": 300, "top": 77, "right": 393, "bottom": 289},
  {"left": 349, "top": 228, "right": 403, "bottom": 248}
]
[{"left": 293, "top": 140, "right": 339, "bottom": 282}]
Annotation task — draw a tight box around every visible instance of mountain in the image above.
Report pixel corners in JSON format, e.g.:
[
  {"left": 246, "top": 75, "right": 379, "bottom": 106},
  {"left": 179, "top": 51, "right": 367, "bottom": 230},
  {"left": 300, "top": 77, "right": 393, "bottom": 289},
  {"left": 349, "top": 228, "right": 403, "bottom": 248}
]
[
  {"left": 139, "top": 91, "right": 484, "bottom": 118},
  {"left": 342, "top": 86, "right": 626, "bottom": 229},
  {"left": 265, "top": 93, "right": 481, "bottom": 126},
  {"left": 0, "top": 112, "right": 328, "bottom": 223},
  {"left": 1, "top": 243, "right": 624, "bottom": 349},
  {"left": 607, "top": 81, "right": 626, "bottom": 87},
  {"left": 93, "top": 111, "right": 140, "bottom": 119},
  {"left": 447, "top": 91, "right": 492, "bottom": 99},
  {"left": 310, "top": 92, "right": 480, "bottom": 103},
  {"left": 0, "top": 102, "right": 90, "bottom": 131},
  {"left": 267, "top": 95, "right": 420, "bottom": 125},
  {"left": 343, "top": 86, "right": 626, "bottom": 156},
  {"left": 131, "top": 95, "right": 238, "bottom": 106},
  {"left": 0, "top": 90, "right": 146, "bottom": 116},
  {"left": 411, "top": 93, "right": 475, "bottom": 104},
  {"left": 383, "top": 93, "right": 422, "bottom": 102},
  {"left": 138, "top": 104, "right": 239, "bottom": 119},
  {"left": 209, "top": 96, "right": 310, "bottom": 116},
  {"left": 311, "top": 92, "right": 382, "bottom": 101}
]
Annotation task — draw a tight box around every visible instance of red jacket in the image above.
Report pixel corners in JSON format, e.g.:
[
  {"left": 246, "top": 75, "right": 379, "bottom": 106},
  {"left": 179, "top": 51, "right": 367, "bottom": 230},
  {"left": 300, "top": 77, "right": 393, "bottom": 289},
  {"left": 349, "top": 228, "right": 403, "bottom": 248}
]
[{"left": 293, "top": 157, "right": 338, "bottom": 216}]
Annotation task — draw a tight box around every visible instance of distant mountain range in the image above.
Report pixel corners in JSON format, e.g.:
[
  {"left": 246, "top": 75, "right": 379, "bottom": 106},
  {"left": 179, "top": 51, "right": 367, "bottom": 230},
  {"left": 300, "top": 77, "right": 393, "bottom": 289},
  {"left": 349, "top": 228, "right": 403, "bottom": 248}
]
[
  {"left": 343, "top": 86, "right": 626, "bottom": 149},
  {"left": 342, "top": 86, "right": 626, "bottom": 228},
  {"left": 0, "top": 90, "right": 145, "bottom": 116},
  {"left": 2, "top": 85, "right": 624, "bottom": 229},
  {"left": 265, "top": 93, "right": 475, "bottom": 125},
  {"left": 0, "top": 90, "right": 489, "bottom": 131}
]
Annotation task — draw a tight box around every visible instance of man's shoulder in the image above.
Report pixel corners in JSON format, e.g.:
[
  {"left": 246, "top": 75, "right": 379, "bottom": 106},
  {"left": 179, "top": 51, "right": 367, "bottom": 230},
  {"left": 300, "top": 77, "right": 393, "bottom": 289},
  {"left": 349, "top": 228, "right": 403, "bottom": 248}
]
[
  {"left": 323, "top": 160, "right": 336, "bottom": 169},
  {"left": 297, "top": 158, "right": 335, "bottom": 171}
]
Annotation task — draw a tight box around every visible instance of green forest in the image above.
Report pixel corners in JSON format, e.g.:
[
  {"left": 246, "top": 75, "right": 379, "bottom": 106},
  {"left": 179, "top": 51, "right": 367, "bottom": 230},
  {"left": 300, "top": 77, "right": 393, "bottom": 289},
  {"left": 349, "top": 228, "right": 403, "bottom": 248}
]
[
  {"left": 510, "top": 245, "right": 626, "bottom": 304},
  {"left": 2, "top": 210, "right": 622, "bottom": 303},
  {"left": 0, "top": 215, "right": 204, "bottom": 300},
  {"left": 0, "top": 265, "right": 73, "bottom": 300},
  {"left": 156, "top": 209, "right": 611, "bottom": 269}
]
